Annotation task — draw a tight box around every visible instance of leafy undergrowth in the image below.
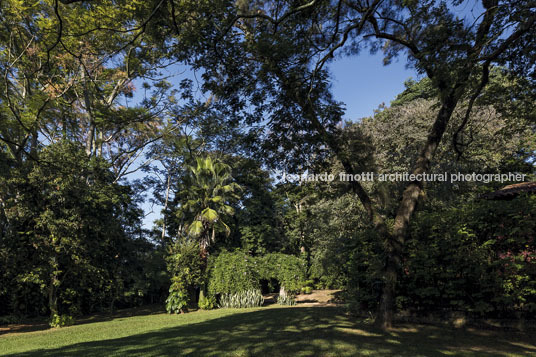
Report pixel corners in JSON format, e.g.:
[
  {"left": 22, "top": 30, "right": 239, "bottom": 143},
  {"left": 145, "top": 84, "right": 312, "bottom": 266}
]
[{"left": 1, "top": 305, "right": 535, "bottom": 356}]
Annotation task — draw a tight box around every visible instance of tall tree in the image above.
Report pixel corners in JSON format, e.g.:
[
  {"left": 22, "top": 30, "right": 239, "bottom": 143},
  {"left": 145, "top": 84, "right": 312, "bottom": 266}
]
[
  {"left": 179, "top": 156, "right": 241, "bottom": 256},
  {"left": 160, "top": 0, "right": 535, "bottom": 328}
]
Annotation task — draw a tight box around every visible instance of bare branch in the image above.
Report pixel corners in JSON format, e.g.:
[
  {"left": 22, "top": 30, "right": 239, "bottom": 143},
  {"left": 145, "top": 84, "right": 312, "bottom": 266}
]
[
  {"left": 218, "top": 0, "right": 318, "bottom": 41},
  {"left": 478, "top": 12, "right": 536, "bottom": 62},
  {"left": 453, "top": 61, "right": 490, "bottom": 159}
]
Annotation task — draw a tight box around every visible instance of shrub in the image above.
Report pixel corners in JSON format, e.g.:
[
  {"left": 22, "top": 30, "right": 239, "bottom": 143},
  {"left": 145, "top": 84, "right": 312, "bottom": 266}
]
[
  {"left": 208, "top": 250, "right": 260, "bottom": 295},
  {"left": 302, "top": 286, "right": 313, "bottom": 294},
  {"left": 166, "top": 239, "right": 205, "bottom": 313},
  {"left": 277, "top": 294, "right": 296, "bottom": 306},
  {"left": 258, "top": 253, "right": 307, "bottom": 294},
  {"left": 165, "top": 278, "right": 189, "bottom": 314},
  {"left": 49, "top": 314, "right": 75, "bottom": 328},
  {"left": 301, "top": 280, "right": 314, "bottom": 294},
  {"left": 398, "top": 196, "right": 536, "bottom": 318},
  {"left": 340, "top": 228, "right": 384, "bottom": 314},
  {"left": 0, "top": 315, "right": 20, "bottom": 325},
  {"left": 208, "top": 250, "right": 307, "bottom": 308},
  {"left": 198, "top": 290, "right": 216, "bottom": 310},
  {"left": 167, "top": 239, "right": 205, "bottom": 291},
  {"left": 219, "top": 289, "right": 264, "bottom": 308}
]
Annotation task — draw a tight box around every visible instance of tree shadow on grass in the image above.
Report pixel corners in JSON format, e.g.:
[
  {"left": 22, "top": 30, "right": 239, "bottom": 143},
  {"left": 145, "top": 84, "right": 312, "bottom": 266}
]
[
  {"left": 6, "top": 307, "right": 536, "bottom": 357},
  {"left": 0, "top": 322, "right": 49, "bottom": 336},
  {"left": 0, "top": 304, "right": 166, "bottom": 337}
]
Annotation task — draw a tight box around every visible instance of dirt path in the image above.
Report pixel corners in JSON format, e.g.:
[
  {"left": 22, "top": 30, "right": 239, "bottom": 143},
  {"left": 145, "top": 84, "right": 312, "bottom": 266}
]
[
  {"left": 295, "top": 289, "right": 342, "bottom": 307},
  {"left": 262, "top": 289, "right": 342, "bottom": 307}
]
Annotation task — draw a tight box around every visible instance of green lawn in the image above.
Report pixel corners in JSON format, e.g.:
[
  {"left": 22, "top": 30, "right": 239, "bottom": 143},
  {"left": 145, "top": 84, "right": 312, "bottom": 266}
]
[{"left": 1, "top": 305, "right": 535, "bottom": 356}]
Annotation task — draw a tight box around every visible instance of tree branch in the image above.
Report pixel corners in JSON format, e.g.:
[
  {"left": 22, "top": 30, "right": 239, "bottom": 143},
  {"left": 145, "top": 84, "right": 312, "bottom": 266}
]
[{"left": 453, "top": 62, "right": 491, "bottom": 159}]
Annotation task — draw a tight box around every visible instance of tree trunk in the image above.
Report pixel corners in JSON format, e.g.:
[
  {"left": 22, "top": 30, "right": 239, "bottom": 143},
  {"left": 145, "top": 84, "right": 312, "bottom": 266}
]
[
  {"left": 97, "top": 130, "right": 103, "bottom": 156},
  {"left": 81, "top": 64, "right": 95, "bottom": 156},
  {"left": 109, "top": 287, "right": 116, "bottom": 314},
  {"left": 279, "top": 285, "right": 286, "bottom": 298},
  {"left": 161, "top": 175, "right": 171, "bottom": 242},
  {"left": 376, "top": 99, "right": 459, "bottom": 329},
  {"left": 48, "top": 270, "right": 59, "bottom": 317}
]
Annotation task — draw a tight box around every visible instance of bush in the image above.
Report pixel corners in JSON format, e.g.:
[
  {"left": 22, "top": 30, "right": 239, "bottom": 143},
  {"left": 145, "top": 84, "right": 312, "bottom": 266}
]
[
  {"left": 301, "top": 280, "right": 314, "bottom": 294},
  {"left": 208, "top": 250, "right": 307, "bottom": 309},
  {"left": 277, "top": 294, "right": 296, "bottom": 306},
  {"left": 167, "top": 239, "right": 205, "bottom": 292},
  {"left": 399, "top": 196, "right": 536, "bottom": 318},
  {"left": 0, "top": 315, "right": 21, "bottom": 325},
  {"left": 208, "top": 250, "right": 260, "bottom": 295},
  {"left": 342, "top": 228, "right": 384, "bottom": 314},
  {"left": 258, "top": 253, "right": 307, "bottom": 294},
  {"left": 165, "top": 278, "right": 189, "bottom": 314},
  {"left": 302, "top": 286, "right": 313, "bottom": 294},
  {"left": 198, "top": 290, "right": 216, "bottom": 310},
  {"left": 49, "top": 314, "right": 75, "bottom": 328},
  {"left": 219, "top": 290, "right": 264, "bottom": 308}
]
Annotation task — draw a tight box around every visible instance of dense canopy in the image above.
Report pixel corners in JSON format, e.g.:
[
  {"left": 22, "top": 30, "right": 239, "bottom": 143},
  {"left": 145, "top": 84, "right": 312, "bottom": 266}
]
[{"left": 0, "top": 0, "right": 534, "bottom": 333}]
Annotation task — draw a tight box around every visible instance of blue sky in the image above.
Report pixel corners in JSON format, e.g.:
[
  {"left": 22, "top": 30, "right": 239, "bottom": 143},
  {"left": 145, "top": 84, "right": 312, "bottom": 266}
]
[
  {"left": 329, "top": 0, "right": 485, "bottom": 122},
  {"left": 329, "top": 54, "right": 418, "bottom": 121}
]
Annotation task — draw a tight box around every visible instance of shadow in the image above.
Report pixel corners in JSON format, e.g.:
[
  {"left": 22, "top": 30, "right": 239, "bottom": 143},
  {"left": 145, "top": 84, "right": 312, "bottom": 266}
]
[
  {"left": 0, "top": 322, "right": 49, "bottom": 336},
  {"left": 4, "top": 306, "right": 536, "bottom": 356},
  {"left": 262, "top": 293, "right": 278, "bottom": 306},
  {"left": 0, "top": 304, "right": 165, "bottom": 336},
  {"left": 296, "top": 299, "right": 318, "bottom": 304},
  {"left": 329, "top": 290, "right": 345, "bottom": 304},
  {"left": 77, "top": 304, "right": 165, "bottom": 324}
]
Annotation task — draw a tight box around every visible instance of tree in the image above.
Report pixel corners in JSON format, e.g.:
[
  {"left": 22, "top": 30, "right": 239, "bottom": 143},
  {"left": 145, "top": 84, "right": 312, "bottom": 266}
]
[
  {"left": 231, "top": 157, "right": 285, "bottom": 255},
  {"left": 176, "top": 0, "right": 535, "bottom": 328},
  {"left": 359, "top": 73, "right": 535, "bottom": 210},
  {"left": 0, "top": 0, "right": 177, "bottom": 181},
  {"left": 180, "top": 156, "right": 241, "bottom": 256},
  {"left": 0, "top": 141, "right": 149, "bottom": 317}
]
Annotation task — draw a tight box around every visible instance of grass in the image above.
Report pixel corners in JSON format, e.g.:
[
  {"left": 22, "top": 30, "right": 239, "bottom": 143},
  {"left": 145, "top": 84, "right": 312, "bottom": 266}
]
[{"left": 1, "top": 305, "right": 536, "bottom": 356}]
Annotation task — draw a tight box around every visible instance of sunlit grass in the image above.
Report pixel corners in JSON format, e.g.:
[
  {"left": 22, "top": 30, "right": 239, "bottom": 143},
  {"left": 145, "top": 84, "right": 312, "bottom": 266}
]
[{"left": 1, "top": 305, "right": 535, "bottom": 356}]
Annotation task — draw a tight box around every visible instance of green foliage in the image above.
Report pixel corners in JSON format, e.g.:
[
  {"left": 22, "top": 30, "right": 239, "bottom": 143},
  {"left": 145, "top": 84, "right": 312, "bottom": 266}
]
[
  {"left": 230, "top": 157, "right": 285, "bottom": 255},
  {"left": 197, "top": 291, "right": 216, "bottom": 310},
  {"left": 219, "top": 290, "right": 264, "bottom": 308},
  {"left": 390, "top": 78, "right": 437, "bottom": 106},
  {"left": 277, "top": 295, "right": 296, "bottom": 306},
  {"left": 208, "top": 250, "right": 260, "bottom": 295},
  {"left": 258, "top": 253, "right": 307, "bottom": 294},
  {"left": 342, "top": 228, "right": 384, "bottom": 313},
  {"left": 49, "top": 314, "right": 75, "bottom": 328},
  {"left": 399, "top": 195, "right": 536, "bottom": 318},
  {"left": 306, "top": 193, "right": 370, "bottom": 290},
  {"left": 208, "top": 250, "right": 306, "bottom": 307},
  {"left": 342, "top": 195, "right": 536, "bottom": 318},
  {"left": 0, "top": 141, "right": 159, "bottom": 317},
  {"left": 165, "top": 278, "right": 189, "bottom": 314},
  {"left": 301, "top": 278, "right": 314, "bottom": 294},
  {"left": 302, "top": 286, "right": 313, "bottom": 295},
  {"left": 166, "top": 239, "right": 205, "bottom": 312},
  {"left": 179, "top": 156, "right": 241, "bottom": 251},
  {"left": 0, "top": 315, "right": 21, "bottom": 325},
  {"left": 166, "top": 239, "right": 205, "bottom": 290}
]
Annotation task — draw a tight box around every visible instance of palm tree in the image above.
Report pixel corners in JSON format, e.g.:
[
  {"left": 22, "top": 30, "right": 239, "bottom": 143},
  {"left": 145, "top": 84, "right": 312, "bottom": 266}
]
[{"left": 181, "top": 156, "right": 241, "bottom": 255}]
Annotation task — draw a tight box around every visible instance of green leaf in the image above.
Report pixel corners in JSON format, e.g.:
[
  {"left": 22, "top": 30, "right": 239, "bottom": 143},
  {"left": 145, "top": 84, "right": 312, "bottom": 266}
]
[{"left": 188, "top": 221, "right": 203, "bottom": 237}]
